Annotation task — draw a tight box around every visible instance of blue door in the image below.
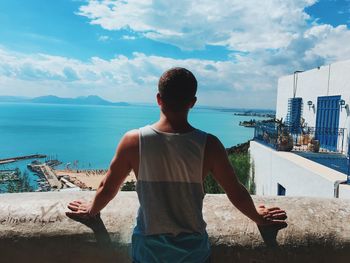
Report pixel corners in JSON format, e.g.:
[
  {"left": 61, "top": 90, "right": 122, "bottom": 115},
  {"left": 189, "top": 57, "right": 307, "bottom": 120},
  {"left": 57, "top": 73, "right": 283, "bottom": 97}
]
[{"left": 315, "top": 95, "right": 341, "bottom": 151}]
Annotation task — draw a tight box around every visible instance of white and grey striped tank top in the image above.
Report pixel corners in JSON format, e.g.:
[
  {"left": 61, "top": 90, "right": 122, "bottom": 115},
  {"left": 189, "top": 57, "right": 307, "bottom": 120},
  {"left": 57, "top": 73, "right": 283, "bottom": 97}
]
[{"left": 135, "top": 125, "right": 208, "bottom": 236}]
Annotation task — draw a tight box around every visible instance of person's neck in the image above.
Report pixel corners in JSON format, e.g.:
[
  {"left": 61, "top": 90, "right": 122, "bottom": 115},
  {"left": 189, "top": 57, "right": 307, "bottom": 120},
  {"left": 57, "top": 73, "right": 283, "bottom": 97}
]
[{"left": 153, "top": 110, "right": 195, "bottom": 133}]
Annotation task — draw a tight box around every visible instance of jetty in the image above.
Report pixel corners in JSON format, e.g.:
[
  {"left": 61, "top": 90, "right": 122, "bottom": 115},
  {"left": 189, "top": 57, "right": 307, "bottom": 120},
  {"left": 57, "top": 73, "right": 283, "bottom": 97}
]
[
  {"left": 28, "top": 163, "right": 62, "bottom": 189},
  {"left": 0, "top": 154, "right": 47, "bottom": 165}
]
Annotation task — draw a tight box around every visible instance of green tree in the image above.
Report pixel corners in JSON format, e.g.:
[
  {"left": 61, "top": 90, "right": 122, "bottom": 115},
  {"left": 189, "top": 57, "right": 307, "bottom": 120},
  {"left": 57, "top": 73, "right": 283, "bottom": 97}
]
[
  {"left": 121, "top": 180, "right": 136, "bottom": 191},
  {"left": 249, "top": 160, "right": 256, "bottom": 194},
  {"left": 6, "top": 169, "right": 33, "bottom": 193},
  {"left": 19, "top": 170, "right": 33, "bottom": 192},
  {"left": 6, "top": 180, "right": 18, "bottom": 193},
  {"left": 204, "top": 173, "right": 224, "bottom": 194},
  {"left": 228, "top": 153, "right": 251, "bottom": 187},
  {"left": 204, "top": 152, "right": 254, "bottom": 194}
]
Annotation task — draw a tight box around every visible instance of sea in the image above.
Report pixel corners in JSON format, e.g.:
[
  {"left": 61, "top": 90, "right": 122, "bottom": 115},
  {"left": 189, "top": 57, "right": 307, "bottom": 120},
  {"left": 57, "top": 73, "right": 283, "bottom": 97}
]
[{"left": 0, "top": 103, "right": 267, "bottom": 191}]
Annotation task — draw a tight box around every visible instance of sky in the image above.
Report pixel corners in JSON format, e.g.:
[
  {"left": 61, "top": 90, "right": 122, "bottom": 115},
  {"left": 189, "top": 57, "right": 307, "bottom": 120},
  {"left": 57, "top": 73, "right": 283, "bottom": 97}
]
[{"left": 0, "top": 0, "right": 350, "bottom": 109}]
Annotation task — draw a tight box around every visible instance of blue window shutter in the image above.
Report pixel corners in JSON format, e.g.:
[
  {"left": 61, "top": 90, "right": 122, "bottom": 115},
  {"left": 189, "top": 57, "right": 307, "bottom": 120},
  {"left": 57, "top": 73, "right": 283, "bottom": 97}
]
[
  {"left": 286, "top": 97, "right": 303, "bottom": 133},
  {"left": 315, "top": 95, "right": 341, "bottom": 151}
]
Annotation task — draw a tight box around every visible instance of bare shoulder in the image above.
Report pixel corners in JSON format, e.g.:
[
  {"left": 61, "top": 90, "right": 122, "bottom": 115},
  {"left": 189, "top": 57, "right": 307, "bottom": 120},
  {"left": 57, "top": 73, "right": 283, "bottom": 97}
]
[
  {"left": 115, "top": 129, "right": 139, "bottom": 154},
  {"left": 112, "top": 129, "right": 139, "bottom": 171},
  {"left": 203, "top": 133, "right": 227, "bottom": 175},
  {"left": 205, "top": 133, "right": 225, "bottom": 154},
  {"left": 122, "top": 129, "right": 139, "bottom": 145}
]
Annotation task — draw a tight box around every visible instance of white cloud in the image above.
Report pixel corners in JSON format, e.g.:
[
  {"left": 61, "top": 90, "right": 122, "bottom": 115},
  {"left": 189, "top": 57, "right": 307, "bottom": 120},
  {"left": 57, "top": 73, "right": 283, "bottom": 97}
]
[
  {"left": 122, "top": 35, "right": 136, "bottom": 40},
  {"left": 2, "top": 13, "right": 350, "bottom": 109},
  {"left": 304, "top": 24, "right": 350, "bottom": 63},
  {"left": 98, "top": 35, "right": 110, "bottom": 42},
  {"left": 77, "top": 0, "right": 317, "bottom": 51},
  {"left": 0, "top": 48, "right": 283, "bottom": 108},
  {"left": 2, "top": 1, "right": 350, "bottom": 109}
]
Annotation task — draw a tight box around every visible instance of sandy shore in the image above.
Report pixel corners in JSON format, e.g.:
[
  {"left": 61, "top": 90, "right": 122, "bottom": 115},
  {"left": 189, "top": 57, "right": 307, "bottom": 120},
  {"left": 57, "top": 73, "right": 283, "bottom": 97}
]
[{"left": 55, "top": 169, "right": 136, "bottom": 190}]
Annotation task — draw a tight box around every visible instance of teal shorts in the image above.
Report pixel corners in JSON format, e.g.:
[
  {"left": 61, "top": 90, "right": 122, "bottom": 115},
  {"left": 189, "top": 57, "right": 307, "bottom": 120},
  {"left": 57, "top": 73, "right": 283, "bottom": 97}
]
[{"left": 132, "top": 228, "right": 211, "bottom": 263}]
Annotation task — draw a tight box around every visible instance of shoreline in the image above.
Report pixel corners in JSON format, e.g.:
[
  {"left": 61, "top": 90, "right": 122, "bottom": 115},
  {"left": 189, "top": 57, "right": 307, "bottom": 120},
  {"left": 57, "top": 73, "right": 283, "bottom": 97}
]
[
  {"left": 55, "top": 169, "right": 136, "bottom": 190},
  {"left": 1, "top": 141, "right": 250, "bottom": 193}
]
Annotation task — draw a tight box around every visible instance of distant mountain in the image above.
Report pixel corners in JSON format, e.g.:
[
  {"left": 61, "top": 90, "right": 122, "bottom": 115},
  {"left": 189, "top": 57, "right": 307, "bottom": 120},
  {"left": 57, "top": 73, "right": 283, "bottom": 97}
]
[
  {"left": 0, "top": 95, "right": 129, "bottom": 106},
  {"left": 0, "top": 96, "right": 30, "bottom": 103}
]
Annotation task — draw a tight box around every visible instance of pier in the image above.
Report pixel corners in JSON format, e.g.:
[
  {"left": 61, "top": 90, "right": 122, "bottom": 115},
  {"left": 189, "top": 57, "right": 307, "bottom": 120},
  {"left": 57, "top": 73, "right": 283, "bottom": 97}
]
[
  {"left": 28, "top": 163, "right": 62, "bottom": 189},
  {"left": 0, "top": 154, "right": 47, "bottom": 165}
]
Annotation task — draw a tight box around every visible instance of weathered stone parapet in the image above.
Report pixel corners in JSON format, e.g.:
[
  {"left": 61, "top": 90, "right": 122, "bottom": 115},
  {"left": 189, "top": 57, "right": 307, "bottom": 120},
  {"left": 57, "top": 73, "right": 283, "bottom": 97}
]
[{"left": 0, "top": 192, "right": 349, "bottom": 263}]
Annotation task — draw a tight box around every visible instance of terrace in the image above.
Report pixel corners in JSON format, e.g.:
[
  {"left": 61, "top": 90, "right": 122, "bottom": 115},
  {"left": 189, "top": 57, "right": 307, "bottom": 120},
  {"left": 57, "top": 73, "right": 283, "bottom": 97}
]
[
  {"left": 253, "top": 122, "right": 350, "bottom": 181},
  {"left": 1, "top": 191, "right": 350, "bottom": 263}
]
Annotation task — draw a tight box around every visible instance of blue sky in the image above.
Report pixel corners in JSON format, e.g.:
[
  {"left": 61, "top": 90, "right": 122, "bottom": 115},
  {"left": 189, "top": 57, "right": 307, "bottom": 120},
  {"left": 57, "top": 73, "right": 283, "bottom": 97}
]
[{"left": 0, "top": 0, "right": 350, "bottom": 108}]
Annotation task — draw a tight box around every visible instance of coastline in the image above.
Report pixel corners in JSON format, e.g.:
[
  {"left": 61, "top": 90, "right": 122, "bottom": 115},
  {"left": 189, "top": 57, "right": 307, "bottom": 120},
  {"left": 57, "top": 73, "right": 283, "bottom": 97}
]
[
  {"left": 1, "top": 141, "right": 250, "bottom": 193},
  {"left": 55, "top": 169, "right": 136, "bottom": 190},
  {"left": 0, "top": 103, "right": 264, "bottom": 193}
]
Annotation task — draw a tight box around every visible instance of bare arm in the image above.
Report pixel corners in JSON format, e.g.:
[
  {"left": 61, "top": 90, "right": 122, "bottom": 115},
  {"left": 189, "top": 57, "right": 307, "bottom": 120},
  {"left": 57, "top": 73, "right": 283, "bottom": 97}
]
[
  {"left": 66, "top": 130, "right": 139, "bottom": 218},
  {"left": 204, "top": 134, "right": 287, "bottom": 226}
]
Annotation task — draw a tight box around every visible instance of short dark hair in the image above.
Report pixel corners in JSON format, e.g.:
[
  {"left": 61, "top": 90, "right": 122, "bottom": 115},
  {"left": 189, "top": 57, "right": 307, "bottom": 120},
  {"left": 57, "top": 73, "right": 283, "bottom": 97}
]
[{"left": 158, "top": 67, "right": 197, "bottom": 111}]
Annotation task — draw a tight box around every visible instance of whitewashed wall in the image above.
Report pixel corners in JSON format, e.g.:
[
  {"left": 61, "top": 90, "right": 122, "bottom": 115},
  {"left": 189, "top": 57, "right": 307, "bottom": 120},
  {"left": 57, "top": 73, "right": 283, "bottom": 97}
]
[
  {"left": 276, "top": 59, "right": 350, "bottom": 154},
  {"left": 339, "top": 184, "right": 350, "bottom": 199},
  {"left": 250, "top": 141, "right": 350, "bottom": 198}
]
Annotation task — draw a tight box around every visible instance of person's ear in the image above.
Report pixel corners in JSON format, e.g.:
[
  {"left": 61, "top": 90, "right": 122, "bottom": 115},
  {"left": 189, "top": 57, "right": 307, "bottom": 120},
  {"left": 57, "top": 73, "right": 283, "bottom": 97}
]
[{"left": 156, "top": 93, "right": 162, "bottom": 106}]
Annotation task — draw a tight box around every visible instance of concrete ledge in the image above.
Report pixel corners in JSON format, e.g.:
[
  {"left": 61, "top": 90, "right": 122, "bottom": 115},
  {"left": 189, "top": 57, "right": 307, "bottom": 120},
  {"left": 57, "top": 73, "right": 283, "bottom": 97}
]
[{"left": 1, "top": 192, "right": 350, "bottom": 262}]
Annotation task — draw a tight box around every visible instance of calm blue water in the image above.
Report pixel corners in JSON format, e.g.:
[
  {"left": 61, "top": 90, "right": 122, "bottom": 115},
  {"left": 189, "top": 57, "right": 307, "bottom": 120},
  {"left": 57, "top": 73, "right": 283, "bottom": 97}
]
[{"left": 0, "top": 103, "right": 263, "bottom": 190}]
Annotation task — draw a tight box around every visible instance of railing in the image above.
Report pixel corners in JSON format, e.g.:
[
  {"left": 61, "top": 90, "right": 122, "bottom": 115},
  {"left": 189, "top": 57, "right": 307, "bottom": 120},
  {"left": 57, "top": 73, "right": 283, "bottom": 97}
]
[
  {"left": 348, "top": 142, "right": 350, "bottom": 184},
  {"left": 254, "top": 123, "right": 346, "bottom": 154},
  {"left": 254, "top": 123, "right": 350, "bottom": 180},
  {"left": 1, "top": 192, "right": 350, "bottom": 263},
  {"left": 348, "top": 155, "right": 350, "bottom": 184},
  {"left": 254, "top": 122, "right": 279, "bottom": 149}
]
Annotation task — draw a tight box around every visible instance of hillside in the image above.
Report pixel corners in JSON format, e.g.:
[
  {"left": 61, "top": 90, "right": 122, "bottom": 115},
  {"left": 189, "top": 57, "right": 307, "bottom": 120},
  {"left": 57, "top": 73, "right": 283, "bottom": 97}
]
[{"left": 0, "top": 95, "right": 129, "bottom": 106}]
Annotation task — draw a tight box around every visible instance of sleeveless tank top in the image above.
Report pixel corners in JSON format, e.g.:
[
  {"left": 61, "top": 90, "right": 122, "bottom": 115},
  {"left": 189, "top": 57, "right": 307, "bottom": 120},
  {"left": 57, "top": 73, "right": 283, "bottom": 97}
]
[{"left": 135, "top": 125, "right": 208, "bottom": 236}]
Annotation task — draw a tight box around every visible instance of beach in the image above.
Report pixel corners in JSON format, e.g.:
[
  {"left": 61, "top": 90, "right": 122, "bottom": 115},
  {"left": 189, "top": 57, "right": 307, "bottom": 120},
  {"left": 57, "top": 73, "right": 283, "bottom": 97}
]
[{"left": 55, "top": 169, "right": 136, "bottom": 190}]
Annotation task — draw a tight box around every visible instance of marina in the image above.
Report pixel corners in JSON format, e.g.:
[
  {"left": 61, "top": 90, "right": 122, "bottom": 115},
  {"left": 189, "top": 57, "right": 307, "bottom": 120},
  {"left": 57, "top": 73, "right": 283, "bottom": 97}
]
[
  {"left": 0, "top": 154, "right": 81, "bottom": 192},
  {"left": 0, "top": 170, "right": 19, "bottom": 182},
  {"left": 27, "top": 161, "right": 63, "bottom": 190}
]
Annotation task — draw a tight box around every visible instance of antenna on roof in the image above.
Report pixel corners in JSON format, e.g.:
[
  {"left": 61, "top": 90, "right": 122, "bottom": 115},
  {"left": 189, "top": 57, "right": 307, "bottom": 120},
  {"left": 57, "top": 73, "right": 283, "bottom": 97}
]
[{"left": 293, "top": 70, "right": 304, "bottom": 98}]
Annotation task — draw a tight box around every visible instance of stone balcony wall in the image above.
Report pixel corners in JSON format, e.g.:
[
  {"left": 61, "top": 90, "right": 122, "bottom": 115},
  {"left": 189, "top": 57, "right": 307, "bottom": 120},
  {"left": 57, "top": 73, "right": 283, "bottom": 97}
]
[{"left": 0, "top": 192, "right": 349, "bottom": 263}]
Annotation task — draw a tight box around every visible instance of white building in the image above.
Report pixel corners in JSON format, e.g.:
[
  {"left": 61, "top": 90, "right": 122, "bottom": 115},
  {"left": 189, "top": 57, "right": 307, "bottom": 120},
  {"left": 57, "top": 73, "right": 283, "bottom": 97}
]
[{"left": 250, "top": 59, "right": 350, "bottom": 199}]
